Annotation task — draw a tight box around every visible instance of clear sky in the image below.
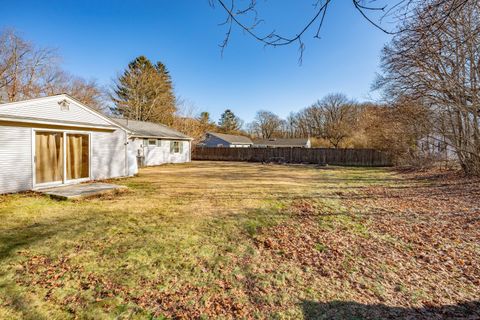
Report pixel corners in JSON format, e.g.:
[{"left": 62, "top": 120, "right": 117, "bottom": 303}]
[{"left": 0, "top": 0, "right": 392, "bottom": 123}]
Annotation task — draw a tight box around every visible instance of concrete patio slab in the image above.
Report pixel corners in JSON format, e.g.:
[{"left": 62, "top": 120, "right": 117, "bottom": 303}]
[{"left": 40, "top": 183, "right": 127, "bottom": 200}]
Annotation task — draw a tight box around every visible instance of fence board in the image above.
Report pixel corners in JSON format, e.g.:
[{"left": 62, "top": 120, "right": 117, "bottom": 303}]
[{"left": 192, "top": 147, "right": 392, "bottom": 167}]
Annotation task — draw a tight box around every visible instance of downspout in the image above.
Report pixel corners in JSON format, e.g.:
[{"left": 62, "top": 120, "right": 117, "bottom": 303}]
[{"left": 124, "top": 129, "right": 129, "bottom": 177}]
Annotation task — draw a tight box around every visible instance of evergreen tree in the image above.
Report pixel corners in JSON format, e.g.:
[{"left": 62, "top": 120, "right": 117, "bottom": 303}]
[
  {"left": 198, "top": 112, "right": 213, "bottom": 126},
  {"left": 218, "top": 109, "right": 243, "bottom": 133},
  {"left": 111, "top": 56, "right": 176, "bottom": 125},
  {"left": 197, "top": 111, "right": 216, "bottom": 133}
]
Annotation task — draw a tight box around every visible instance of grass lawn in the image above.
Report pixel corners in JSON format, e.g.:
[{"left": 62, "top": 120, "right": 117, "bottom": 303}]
[{"left": 0, "top": 161, "right": 478, "bottom": 319}]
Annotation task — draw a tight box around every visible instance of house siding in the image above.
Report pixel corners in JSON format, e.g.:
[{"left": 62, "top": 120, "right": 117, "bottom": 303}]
[
  {"left": 91, "top": 129, "right": 128, "bottom": 180},
  {"left": 0, "top": 95, "right": 134, "bottom": 194},
  {"left": 0, "top": 97, "right": 111, "bottom": 126},
  {"left": 131, "top": 139, "right": 191, "bottom": 166},
  {"left": 0, "top": 125, "right": 32, "bottom": 194}
]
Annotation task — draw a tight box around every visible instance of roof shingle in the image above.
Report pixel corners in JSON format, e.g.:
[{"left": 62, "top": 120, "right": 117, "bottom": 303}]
[
  {"left": 253, "top": 138, "right": 309, "bottom": 147},
  {"left": 112, "top": 118, "right": 191, "bottom": 140},
  {"left": 207, "top": 132, "right": 253, "bottom": 144}
]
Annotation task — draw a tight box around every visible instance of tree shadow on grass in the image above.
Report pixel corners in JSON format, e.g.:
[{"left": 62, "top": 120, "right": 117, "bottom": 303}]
[
  {"left": 0, "top": 214, "right": 97, "bottom": 263},
  {"left": 0, "top": 206, "right": 117, "bottom": 318},
  {"left": 301, "top": 300, "right": 480, "bottom": 320},
  {"left": 0, "top": 279, "right": 47, "bottom": 320}
]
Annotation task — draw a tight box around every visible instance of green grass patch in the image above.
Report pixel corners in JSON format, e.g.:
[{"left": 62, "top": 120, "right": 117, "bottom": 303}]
[{"left": 0, "top": 161, "right": 416, "bottom": 319}]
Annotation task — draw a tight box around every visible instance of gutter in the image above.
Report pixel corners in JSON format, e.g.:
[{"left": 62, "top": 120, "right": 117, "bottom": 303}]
[
  {"left": 129, "top": 134, "right": 194, "bottom": 141},
  {"left": 0, "top": 116, "right": 118, "bottom": 130}
]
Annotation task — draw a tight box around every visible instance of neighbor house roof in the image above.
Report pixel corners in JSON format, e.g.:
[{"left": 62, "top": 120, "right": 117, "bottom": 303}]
[
  {"left": 112, "top": 118, "right": 192, "bottom": 140},
  {"left": 253, "top": 138, "right": 310, "bottom": 147},
  {"left": 207, "top": 132, "right": 253, "bottom": 144}
]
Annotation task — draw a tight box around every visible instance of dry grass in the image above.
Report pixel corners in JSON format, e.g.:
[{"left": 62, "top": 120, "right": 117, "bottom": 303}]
[{"left": 0, "top": 161, "right": 478, "bottom": 319}]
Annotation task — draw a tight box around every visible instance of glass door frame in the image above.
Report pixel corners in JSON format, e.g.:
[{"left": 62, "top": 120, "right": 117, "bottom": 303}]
[{"left": 32, "top": 128, "right": 91, "bottom": 189}]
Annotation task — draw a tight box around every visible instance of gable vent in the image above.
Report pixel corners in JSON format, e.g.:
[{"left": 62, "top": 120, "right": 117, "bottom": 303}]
[{"left": 58, "top": 99, "right": 70, "bottom": 111}]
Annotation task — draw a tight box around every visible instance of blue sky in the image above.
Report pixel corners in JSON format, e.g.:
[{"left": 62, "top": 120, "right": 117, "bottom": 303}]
[{"left": 0, "top": 0, "right": 392, "bottom": 123}]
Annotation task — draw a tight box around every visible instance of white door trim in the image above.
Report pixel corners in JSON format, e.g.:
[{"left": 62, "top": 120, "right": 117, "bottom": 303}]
[{"left": 32, "top": 128, "right": 92, "bottom": 189}]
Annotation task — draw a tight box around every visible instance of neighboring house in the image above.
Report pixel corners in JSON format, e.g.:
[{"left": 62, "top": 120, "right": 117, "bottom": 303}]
[
  {"left": 418, "top": 135, "right": 457, "bottom": 161},
  {"left": 253, "top": 138, "right": 311, "bottom": 148},
  {"left": 113, "top": 118, "right": 192, "bottom": 166},
  {"left": 0, "top": 94, "right": 192, "bottom": 194},
  {"left": 201, "top": 132, "right": 253, "bottom": 148}
]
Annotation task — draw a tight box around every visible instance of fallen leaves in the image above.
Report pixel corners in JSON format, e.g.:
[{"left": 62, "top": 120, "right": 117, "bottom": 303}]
[
  {"left": 254, "top": 169, "right": 480, "bottom": 318},
  {"left": 9, "top": 167, "right": 480, "bottom": 319}
]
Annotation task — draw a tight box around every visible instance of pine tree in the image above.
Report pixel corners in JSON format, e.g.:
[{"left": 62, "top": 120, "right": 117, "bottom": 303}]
[
  {"left": 111, "top": 56, "right": 176, "bottom": 125},
  {"left": 218, "top": 109, "right": 243, "bottom": 133},
  {"left": 197, "top": 111, "right": 216, "bottom": 133},
  {"left": 198, "top": 112, "right": 212, "bottom": 126}
]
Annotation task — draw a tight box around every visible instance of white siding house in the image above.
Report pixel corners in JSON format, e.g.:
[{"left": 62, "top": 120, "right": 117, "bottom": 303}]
[
  {"left": 0, "top": 94, "right": 193, "bottom": 194},
  {"left": 0, "top": 94, "right": 136, "bottom": 194},
  {"left": 0, "top": 125, "right": 33, "bottom": 194},
  {"left": 113, "top": 118, "right": 192, "bottom": 166}
]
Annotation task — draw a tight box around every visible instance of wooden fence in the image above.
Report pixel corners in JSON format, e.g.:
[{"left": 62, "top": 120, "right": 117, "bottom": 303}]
[{"left": 192, "top": 147, "right": 392, "bottom": 167}]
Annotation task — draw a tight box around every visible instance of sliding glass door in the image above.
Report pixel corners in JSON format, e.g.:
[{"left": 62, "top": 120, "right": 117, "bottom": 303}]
[
  {"left": 35, "top": 131, "right": 90, "bottom": 187},
  {"left": 66, "top": 134, "right": 89, "bottom": 180},
  {"left": 35, "top": 132, "right": 64, "bottom": 184}
]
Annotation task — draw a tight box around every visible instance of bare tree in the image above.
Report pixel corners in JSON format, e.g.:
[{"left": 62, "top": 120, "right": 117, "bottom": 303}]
[
  {"left": 210, "top": 0, "right": 470, "bottom": 61},
  {"left": 0, "top": 29, "right": 58, "bottom": 102},
  {"left": 359, "top": 100, "right": 433, "bottom": 164},
  {"left": 249, "top": 110, "right": 283, "bottom": 138},
  {"left": 317, "top": 93, "right": 358, "bottom": 148},
  {"left": 42, "top": 69, "right": 106, "bottom": 112},
  {"left": 376, "top": 0, "right": 480, "bottom": 175},
  {"left": 0, "top": 29, "right": 106, "bottom": 111}
]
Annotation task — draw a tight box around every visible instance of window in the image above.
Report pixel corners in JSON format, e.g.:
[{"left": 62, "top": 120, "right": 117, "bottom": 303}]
[
  {"left": 170, "top": 141, "right": 183, "bottom": 154},
  {"left": 148, "top": 139, "right": 157, "bottom": 147}
]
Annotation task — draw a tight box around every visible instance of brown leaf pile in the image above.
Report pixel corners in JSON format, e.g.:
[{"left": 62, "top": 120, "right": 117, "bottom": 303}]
[
  {"left": 255, "top": 170, "right": 480, "bottom": 319},
  {"left": 17, "top": 255, "right": 256, "bottom": 319}
]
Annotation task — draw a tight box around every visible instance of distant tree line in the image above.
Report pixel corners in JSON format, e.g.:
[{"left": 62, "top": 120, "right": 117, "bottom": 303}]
[{"left": 0, "top": 27, "right": 466, "bottom": 171}]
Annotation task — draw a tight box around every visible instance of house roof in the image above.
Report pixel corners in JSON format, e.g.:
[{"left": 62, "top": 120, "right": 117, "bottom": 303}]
[
  {"left": 207, "top": 132, "right": 253, "bottom": 144},
  {"left": 0, "top": 94, "right": 125, "bottom": 130},
  {"left": 112, "top": 118, "right": 192, "bottom": 140},
  {"left": 253, "top": 138, "right": 310, "bottom": 147}
]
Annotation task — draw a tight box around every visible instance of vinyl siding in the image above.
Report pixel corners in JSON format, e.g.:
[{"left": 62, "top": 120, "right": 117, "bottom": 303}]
[
  {"left": 0, "top": 125, "right": 32, "bottom": 194},
  {"left": 0, "top": 98, "right": 111, "bottom": 126},
  {"left": 131, "top": 139, "right": 191, "bottom": 166},
  {"left": 91, "top": 129, "right": 128, "bottom": 180}
]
